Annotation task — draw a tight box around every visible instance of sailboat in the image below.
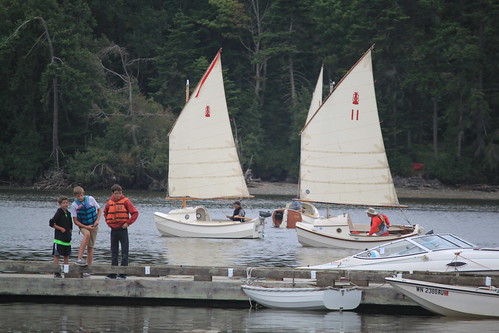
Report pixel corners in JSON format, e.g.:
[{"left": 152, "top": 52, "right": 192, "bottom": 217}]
[
  {"left": 154, "top": 50, "right": 267, "bottom": 239},
  {"left": 271, "top": 67, "right": 324, "bottom": 228},
  {"left": 294, "top": 45, "right": 424, "bottom": 249}
]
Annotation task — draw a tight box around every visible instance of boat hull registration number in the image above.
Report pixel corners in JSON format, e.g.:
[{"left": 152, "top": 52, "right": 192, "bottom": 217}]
[{"left": 416, "top": 286, "right": 449, "bottom": 296}]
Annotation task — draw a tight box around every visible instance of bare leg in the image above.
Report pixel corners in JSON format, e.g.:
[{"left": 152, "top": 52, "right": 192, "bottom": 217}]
[
  {"left": 78, "top": 229, "right": 90, "bottom": 259},
  {"left": 53, "top": 256, "right": 59, "bottom": 265},
  {"left": 87, "top": 247, "right": 94, "bottom": 265}
]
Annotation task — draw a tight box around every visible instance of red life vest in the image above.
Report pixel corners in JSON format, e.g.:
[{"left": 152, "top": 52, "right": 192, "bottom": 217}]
[{"left": 105, "top": 197, "right": 129, "bottom": 228}]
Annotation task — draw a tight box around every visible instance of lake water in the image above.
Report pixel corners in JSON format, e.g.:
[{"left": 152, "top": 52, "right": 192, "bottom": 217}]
[{"left": 0, "top": 189, "right": 498, "bottom": 332}]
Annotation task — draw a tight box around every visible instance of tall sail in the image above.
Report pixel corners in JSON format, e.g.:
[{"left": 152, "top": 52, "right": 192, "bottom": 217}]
[
  {"left": 306, "top": 66, "right": 323, "bottom": 123},
  {"left": 167, "top": 50, "right": 250, "bottom": 199},
  {"left": 299, "top": 47, "right": 399, "bottom": 206}
]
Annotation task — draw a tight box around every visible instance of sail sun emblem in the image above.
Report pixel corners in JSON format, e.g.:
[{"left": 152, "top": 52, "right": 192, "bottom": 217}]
[
  {"left": 352, "top": 92, "right": 359, "bottom": 104},
  {"left": 351, "top": 91, "right": 360, "bottom": 120},
  {"left": 205, "top": 105, "right": 211, "bottom": 117}
]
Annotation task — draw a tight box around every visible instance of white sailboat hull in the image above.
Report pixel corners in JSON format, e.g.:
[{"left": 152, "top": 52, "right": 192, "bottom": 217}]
[
  {"left": 386, "top": 277, "right": 499, "bottom": 317},
  {"left": 154, "top": 207, "right": 264, "bottom": 239},
  {"left": 241, "top": 285, "right": 362, "bottom": 310},
  {"left": 296, "top": 219, "right": 424, "bottom": 249}
]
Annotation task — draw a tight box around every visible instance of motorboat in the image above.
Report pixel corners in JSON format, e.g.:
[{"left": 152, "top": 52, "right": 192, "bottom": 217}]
[
  {"left": 241, "top": 284, "right": 362, "bottom": 311},
  {"left": 386, "top": 276, "right": 499, "bottom": 317},
  {"left": 303, "top": 233, "right": 499, "bottom": 272},
  {"left": 154, "top": 49, "right": 268, "bottom": 239}
]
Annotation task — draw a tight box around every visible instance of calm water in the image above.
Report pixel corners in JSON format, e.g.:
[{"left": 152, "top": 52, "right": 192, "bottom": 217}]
[{"left": 0, "top": 189, "right": 498, "bottom": 332}]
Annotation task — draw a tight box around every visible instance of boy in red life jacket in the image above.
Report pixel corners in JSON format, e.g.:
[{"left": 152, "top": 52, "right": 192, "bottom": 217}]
[
  {"left": 366, "top": 207, "right": 390, "bottom": 236},
  {"left": 103, "top": 184, "right": 139, "bottom": 279}
]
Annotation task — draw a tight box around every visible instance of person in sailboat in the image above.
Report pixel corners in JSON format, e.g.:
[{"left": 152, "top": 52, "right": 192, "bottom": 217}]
[
  {"left": 366, "top": 207, "right": 390, "bottom": 236},
  {"left": 289, "top": 198, "right": 303, "bottom": 211},
  {"left": 226, "top": 201, "right": 246, "bottom": 222}
]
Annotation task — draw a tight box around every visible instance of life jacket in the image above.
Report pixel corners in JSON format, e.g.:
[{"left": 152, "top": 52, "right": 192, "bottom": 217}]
[
  {"left": 105, "top": 197, "right": 129, "bottom": 228},
  {"left": 75, "top": 196, "right": 98, "bottom": 225},
  {"left": 374, "top": 214, "right": 389, "bottom": 235}
]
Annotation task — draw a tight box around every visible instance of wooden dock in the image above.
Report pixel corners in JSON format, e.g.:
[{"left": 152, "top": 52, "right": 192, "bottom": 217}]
[{"left": 0, "top": 261, "right": 496, "bottom": 311}]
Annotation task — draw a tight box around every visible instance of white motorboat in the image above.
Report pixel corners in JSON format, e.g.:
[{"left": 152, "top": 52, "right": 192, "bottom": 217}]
[
  {"left": 386, "top": 276, "right": 499, "bottom": 317},
  {"left": 303, "top": 233, "right": 499, "bottom": 272},
  {"left": 292, "top": 46, "right": 423, "bottom": 246},
  {"left": 241, "top": 284, "right": 362, "bottom": 311},
  {"left": 154, "top": 50, "right": 267, "bottom": 239}
]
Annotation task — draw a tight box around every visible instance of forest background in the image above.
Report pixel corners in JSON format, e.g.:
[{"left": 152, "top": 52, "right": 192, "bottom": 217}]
[{"left": 0, "top": 0, "right": 498, "bottom": 190}]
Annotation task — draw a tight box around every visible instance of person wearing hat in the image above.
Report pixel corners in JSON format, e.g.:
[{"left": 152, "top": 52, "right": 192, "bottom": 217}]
[
  {"left": 289, "top": 198, "right": 303, "bottom": 211},
  {"left": 366, "top": 207, "right": 390, "bottom": 236},
  {"left": 226, "top": 201, "right": 246, "bottom": 222}
]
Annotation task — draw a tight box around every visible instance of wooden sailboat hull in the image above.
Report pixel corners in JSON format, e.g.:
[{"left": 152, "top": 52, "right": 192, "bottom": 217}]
[
  {"left": 154, "top": 207, "right": 265, "bottom": 239},
  {"left": 295, "top": 220, "right": 424, "bottom": 249},
  {"left": 271, "top": 202, "right": 320, "bottom": 228},
  {"left": 241, "top": 285, "right": 362, "bottom": 310},
  {"left": 386, "top": 277, "right": 499, "bottom": 317}
]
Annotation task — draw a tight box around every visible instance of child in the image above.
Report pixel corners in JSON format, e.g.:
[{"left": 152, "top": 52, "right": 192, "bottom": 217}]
[
  {"left": 69, "top": 186, "right": 102, "bottom": 266},
  {"left": 104, "top": 184, "right": 139, "bottom": 279},
  {"left": 49, "top": 196, "right": 73, "bottom": 278}
]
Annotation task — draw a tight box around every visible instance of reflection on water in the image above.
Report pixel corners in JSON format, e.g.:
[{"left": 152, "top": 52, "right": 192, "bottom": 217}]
[
  {"left": 2, "top": 303, "right": 499, "bottom": 333},
  {"left": 1, "top": 189, "right": 499, "bottom": 332}
]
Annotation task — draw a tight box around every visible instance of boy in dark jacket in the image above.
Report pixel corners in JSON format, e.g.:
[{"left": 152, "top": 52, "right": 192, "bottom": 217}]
[{"left": 49, "top": 196, "right": 73, "bottom": 277}]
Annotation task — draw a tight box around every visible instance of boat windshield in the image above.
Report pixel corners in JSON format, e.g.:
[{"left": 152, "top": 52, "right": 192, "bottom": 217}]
[{"left": 353, "top": 234, "right": 475, "bottom": 259}]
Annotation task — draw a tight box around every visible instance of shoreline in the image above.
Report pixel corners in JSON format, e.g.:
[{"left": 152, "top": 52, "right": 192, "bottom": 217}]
[
  {"left": 1, "top": 182, "right": 498, "bottom": 201},
  {"left": 247, "top": 181, "right": 499, "bottom": 201}
]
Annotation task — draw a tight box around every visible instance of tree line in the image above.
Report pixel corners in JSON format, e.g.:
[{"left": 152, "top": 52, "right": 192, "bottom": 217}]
[{"left": 0, "top": 0, "right": 498, "bottom": 190}]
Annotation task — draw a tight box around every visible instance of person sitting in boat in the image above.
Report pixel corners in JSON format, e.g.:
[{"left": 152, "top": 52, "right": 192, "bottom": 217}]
[
  {"left": 366, "top": 207, "right": 390, "bottom": 236},
  {"left": 226, "top": 201, "right": 246, "bottom": 222},
  {"left": 289, "top": 198, "right": 303, "bottom": 211}
]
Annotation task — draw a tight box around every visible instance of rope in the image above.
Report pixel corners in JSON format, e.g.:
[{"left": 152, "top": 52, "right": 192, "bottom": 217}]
[
  {"left": 448, "top": 252, "right": 494, "bottom": 271},
  {"left": 398, "top": 207, "right": 414, "bottom": 226}
]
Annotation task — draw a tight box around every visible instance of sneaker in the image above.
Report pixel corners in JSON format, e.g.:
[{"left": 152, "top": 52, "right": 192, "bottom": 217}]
[
  {"left": 117, "top": 274, "right": 127, "bottom": 280},
  {"left": 76, "top": 258, "right": 87, "bottom": 267},
  {"left": 83, "top": 273, "right": 91, "bottom": 278},
  {"left": 106, "top": 274, "right": 117, "bottom": 279},
  {"left": 54, "top": 272, "right": 62, "bottom": 278}
]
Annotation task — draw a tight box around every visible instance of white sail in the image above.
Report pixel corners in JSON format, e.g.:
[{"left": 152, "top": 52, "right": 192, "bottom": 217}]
[
  {"left": 299, "top": 47, "right": 399, "bottom": 206},
  {"left": 306, "top": 66, "right": 323, "bottom": 123},
  {"left": 167, "top": 50, "right": 250, "bottom": 199}
]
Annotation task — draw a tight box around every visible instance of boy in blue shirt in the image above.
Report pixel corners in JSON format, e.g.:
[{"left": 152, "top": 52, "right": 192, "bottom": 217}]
[{"left": 70, "top": 186, "right": 102, "bottom": 267}]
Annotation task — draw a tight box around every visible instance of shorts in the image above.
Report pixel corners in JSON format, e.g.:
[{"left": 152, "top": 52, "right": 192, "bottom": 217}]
[
  {"left": 52, "top": 242, "right": 71, "bottom": 257},
  {"left": 79, "top": 226, "right": 98, "bottom": 247}
]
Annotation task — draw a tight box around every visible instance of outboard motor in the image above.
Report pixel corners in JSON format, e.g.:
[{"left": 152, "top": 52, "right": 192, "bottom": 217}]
[{"left": 259, "top": 211, "right": 271, "bottom": 218}]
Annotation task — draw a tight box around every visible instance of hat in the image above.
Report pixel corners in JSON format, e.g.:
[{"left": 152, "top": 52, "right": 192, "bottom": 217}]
[
  {"left": 366, "top": 207, "right": 378, "bottom": 215},
  {"left": 234, "top": 201, "right": 241, "bottom": 206}
]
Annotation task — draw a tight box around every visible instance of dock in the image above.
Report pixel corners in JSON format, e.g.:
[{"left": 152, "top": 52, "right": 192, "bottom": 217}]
[{"left": 1, "top": 261, "right": 496, "bottom": 312}]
